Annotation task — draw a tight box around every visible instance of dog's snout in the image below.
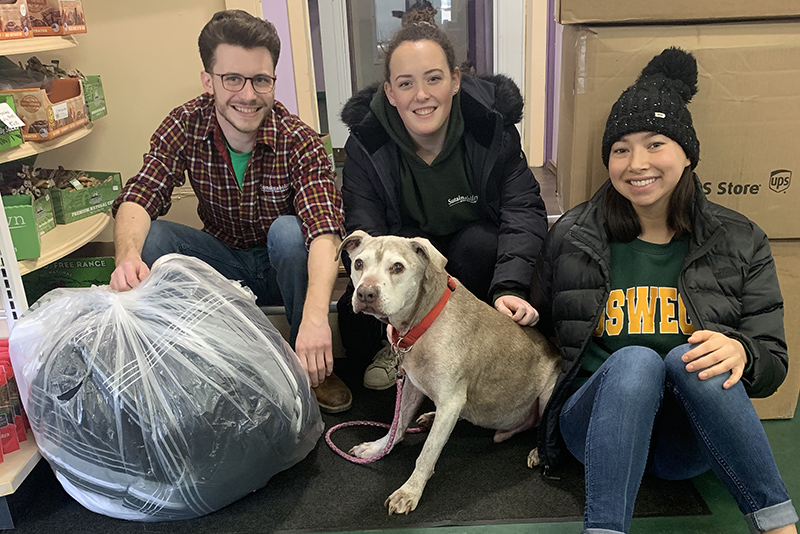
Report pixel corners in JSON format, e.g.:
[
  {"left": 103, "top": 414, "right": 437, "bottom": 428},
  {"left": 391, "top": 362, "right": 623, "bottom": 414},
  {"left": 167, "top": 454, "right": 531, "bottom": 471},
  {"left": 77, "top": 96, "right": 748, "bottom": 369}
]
[{"left": 356, "top": 285, "right": 379, "bottom": 304}]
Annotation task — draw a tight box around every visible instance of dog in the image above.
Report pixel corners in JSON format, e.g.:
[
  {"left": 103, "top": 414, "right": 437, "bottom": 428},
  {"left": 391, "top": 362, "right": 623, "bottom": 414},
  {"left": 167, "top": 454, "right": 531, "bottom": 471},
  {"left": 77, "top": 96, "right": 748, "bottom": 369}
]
[{"left": 337, "top": 230, "right": 561, "bottom": 515}]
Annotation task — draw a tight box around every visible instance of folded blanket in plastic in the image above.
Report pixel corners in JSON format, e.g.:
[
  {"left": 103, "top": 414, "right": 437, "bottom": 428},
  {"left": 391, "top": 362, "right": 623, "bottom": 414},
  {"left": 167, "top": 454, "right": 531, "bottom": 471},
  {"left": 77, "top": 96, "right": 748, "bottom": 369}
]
[{"left": 9, "top": 254, "right": 323, "bottom": 521}]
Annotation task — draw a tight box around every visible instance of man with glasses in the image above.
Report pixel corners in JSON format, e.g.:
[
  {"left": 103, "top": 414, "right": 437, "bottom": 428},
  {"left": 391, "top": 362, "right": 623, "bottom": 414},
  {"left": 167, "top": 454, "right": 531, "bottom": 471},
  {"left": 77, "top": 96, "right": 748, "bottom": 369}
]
[{"left": 110, "top": 10, "right": 352, "bottom": 413}]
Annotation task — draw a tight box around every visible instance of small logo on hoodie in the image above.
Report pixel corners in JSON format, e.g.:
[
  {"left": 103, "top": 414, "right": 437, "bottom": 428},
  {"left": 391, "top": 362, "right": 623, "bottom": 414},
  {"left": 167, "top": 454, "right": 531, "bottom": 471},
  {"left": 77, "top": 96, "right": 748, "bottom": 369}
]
[{"left": 448, "top": 194, "right": 478, "bottom": 207}]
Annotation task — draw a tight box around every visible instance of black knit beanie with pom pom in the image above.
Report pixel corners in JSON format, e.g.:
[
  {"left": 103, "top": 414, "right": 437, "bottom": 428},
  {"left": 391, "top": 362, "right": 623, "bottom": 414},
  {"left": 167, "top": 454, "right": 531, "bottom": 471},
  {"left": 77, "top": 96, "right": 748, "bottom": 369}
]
[{"left": 602, "top": 47, "right": 700, "bottom": 169}]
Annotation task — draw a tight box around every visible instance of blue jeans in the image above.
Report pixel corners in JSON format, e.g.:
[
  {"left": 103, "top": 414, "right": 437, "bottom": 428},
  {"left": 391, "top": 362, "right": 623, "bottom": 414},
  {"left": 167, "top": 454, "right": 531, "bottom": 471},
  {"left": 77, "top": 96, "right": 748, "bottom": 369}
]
[
  {"left": 560, "top": 344, "right": 797, "bottom": 534},
  {"left": 141, "top": 217, "right": 308, "bottom": 346}
]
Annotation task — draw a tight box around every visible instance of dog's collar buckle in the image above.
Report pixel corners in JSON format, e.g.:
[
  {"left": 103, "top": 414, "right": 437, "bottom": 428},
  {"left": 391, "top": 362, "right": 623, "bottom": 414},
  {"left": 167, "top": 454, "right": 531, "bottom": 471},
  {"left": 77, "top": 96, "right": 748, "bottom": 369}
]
[
  {"left": 387, "top": 275, "right": 456, "bottom": 351},
  {"left": 391, "top": 338, "right": 413, "bottom": 355}
]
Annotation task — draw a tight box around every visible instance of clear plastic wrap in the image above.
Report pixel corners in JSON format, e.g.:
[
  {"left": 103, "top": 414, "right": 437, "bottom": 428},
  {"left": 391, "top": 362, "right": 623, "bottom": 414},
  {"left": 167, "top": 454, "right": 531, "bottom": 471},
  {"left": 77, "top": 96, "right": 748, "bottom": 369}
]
[{"left": 9, "top": 254, "right": 322, "bottom": 521}]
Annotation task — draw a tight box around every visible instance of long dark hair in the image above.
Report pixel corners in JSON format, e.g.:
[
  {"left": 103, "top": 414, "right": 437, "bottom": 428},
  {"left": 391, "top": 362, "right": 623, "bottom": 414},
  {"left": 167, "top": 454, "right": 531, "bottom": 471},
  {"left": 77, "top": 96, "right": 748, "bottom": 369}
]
[
  {"left": 382, "top": 3, "right": 457, "bottom": 83},
  {"left": 603, "top": 166, "right": 695, "bottom": 242}
]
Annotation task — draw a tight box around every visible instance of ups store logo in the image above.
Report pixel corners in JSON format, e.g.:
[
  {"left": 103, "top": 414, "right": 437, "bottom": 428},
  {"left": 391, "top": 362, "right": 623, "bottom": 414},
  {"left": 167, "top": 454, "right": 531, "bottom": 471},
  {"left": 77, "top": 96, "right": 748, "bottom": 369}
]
[
  {"left": 769, "top": 169, "right": 792, "bottom": 194},
  {"left": 702, "top": 169, "right": 793, "bottom": 197}
]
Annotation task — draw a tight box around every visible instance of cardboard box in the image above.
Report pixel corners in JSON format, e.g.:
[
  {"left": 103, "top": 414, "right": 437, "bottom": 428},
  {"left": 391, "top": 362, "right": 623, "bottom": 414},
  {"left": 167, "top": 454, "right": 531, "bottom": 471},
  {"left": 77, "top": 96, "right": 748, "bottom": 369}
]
[
  {"left": 22, "top": 253, "right": 115, "bottom": 304},
  {"left": 1, "top": 194, "right": 50, "bottom": 260},
  {"left": 0, "top": 95, "right": 24, "bottom": 152},
  {"left": 320, "top": 133, "right": 334, "bottom": 170},
  {"left": 0, "top": 0, "right": 32, "bottom": 41},
  {"left": 752, "top": 240, "right": 800, "bottom": 419},
  {"left": 0, "top": 78, "right": 89, "bottom": 141},
  {"left": 82, "top": 75, "right": 107, "bottom": 121},
  {"left": 27, "top": 0, "right": 84, "bottom": 36},
  {"left": 556, "top": 0, "right": 800, "bottom": 25},
  {"left": 49, "top": 171, "right": 122, "bottom": 224},
  {"left": 33, "top": 189, "right": 55, "bottom": 234},
  {"left": 557, "top": 22, "right": 800, "bottom": 237}
]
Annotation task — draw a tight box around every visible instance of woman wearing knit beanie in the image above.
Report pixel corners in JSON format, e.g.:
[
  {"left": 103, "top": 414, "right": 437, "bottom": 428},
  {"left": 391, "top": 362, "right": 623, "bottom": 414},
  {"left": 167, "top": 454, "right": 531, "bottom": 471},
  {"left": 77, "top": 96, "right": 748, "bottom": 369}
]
[{"left": 531, "top": 48, "right": 797, "bottom": 534}]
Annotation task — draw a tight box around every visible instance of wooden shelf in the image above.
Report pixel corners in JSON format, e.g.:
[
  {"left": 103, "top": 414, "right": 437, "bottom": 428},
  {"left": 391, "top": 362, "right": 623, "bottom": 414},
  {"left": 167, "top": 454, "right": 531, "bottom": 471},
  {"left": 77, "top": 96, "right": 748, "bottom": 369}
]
[
  {"left": 0, "top": 434, "right": 40, "bottom": 497},
  {"left": 19, "top": 212, "right": 112, "bottom": 276},
  {"left": 0, "top": 35, "right": 77, "bottom": 56},
  {"left": 0, "top": 124, "right": 93, "bottom": 166}
]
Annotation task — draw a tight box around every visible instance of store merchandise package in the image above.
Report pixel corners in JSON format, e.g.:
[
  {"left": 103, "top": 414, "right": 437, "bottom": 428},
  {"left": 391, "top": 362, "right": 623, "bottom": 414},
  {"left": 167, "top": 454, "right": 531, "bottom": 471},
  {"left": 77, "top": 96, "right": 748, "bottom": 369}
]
[{"left": 8, "top": 254, "right": 323, "bottom": 521}]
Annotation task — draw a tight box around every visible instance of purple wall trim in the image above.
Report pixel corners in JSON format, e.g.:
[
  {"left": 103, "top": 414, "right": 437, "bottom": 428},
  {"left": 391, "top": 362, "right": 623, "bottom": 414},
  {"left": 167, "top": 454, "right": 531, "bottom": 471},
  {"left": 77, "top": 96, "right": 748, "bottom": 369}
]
[
  {"left": 264, "top": 0, "right": 299, "bottom": 115},
  {"left": 309, "top": 0, "right": 325, "bottom": 92}
]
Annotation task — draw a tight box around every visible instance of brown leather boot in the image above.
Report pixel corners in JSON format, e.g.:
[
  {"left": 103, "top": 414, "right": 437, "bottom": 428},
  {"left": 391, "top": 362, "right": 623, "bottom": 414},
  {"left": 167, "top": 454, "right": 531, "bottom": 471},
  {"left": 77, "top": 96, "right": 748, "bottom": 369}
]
[{"left": 313, "top": 372, "right": 353, "bottom": 413}]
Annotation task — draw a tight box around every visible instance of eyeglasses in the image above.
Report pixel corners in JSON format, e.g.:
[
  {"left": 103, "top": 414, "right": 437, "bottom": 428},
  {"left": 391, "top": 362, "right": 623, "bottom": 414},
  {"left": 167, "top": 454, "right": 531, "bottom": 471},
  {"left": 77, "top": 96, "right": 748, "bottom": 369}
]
[{"left": 208, "top": 72, "right": 277, "bottom": 94}]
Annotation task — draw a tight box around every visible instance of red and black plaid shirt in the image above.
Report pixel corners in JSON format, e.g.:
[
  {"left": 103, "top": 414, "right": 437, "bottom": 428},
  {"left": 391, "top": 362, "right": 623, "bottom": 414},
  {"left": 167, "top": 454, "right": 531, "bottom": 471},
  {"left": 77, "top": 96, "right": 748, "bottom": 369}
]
[{"left": 113, "top": 93, "right": 344, "bottom": 249}]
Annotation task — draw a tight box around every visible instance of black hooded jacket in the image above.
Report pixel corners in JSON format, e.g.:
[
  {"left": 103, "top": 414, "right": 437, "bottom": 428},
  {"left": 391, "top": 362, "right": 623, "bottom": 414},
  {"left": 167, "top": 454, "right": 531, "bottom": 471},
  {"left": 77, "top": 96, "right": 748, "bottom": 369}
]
[
  {"left": 339, "top": 74, "right": 548, "bottom": 299},
  {"left": 531, "top": 178, "right": 788, "bottom": 475}
]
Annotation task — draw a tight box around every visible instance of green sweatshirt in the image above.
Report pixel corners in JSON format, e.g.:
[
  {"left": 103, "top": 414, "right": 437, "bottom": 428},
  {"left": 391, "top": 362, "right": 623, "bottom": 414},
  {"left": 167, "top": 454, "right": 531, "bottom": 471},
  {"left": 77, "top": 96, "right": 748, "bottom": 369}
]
[{"left": 578, "top": 236, "right": 694, "bottom": 386}]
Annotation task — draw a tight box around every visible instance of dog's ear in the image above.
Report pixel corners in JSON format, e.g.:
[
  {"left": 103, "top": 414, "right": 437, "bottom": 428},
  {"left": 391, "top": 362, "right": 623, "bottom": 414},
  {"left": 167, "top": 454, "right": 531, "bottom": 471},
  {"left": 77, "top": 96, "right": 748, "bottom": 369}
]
[
  {"left": 336, "top": 230, "right": 372, "bottom": 262},
  {"left": 409, "top": 238, "right": 447, "bottom": 273}
]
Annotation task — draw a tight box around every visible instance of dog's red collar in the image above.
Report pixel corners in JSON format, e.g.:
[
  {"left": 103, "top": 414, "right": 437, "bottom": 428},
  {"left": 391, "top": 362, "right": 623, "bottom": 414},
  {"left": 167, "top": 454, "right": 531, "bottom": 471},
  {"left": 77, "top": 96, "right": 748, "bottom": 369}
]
[{"left": 388, "top": 275, "right": 456, "bottom": 351}]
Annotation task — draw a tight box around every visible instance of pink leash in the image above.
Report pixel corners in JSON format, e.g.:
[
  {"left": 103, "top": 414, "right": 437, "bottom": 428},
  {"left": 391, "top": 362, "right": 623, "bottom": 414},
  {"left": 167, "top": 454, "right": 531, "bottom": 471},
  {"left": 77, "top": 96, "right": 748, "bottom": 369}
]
[{"left": 325, "top": 376, "right": 427, "bottom": 464}]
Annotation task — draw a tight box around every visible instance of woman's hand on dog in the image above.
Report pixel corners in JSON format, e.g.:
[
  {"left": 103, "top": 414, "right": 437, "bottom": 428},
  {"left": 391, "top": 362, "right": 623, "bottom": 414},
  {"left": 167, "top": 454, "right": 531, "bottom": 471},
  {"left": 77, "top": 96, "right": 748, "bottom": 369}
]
[
  {"left": 682, "top": 330, "right": 748, "bottom": 389},
  {"left": 494, "top": 295, "right": 540, "bottom": 326}
]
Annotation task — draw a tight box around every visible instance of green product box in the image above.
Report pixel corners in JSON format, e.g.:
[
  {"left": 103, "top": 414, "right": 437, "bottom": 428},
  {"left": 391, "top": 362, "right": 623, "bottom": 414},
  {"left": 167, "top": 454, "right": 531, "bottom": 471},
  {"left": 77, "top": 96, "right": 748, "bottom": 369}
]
[
  {"left": 0, "top": 95, "right": 24, "bottom": 152},
  {"left": 320, "top": 133, "right": 334, "bottom": 170},
  {"left": 82, "top": 75, "right": 107, "bottom": 121},
  {"left": 2, "top": 195, "right": 41, "bottom": 260},
  {"left": 34, "top": 192, "right": 56, "bottom": 235},
  {"left": 49, "top": 171, "right": 122, "bottom": 224},
  {"left": 22, "top": 255, "right": 116, "bottom": 304}
]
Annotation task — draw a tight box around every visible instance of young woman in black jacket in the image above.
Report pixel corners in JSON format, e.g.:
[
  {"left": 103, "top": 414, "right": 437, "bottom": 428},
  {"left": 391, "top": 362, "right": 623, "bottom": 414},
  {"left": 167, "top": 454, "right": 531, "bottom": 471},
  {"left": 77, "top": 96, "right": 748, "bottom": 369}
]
[
  {"left": 531, "top": 48, "right": 797, "bottom": 534},
  {"left": 337, "top": 8, "right": 547, "bottom": 391}
]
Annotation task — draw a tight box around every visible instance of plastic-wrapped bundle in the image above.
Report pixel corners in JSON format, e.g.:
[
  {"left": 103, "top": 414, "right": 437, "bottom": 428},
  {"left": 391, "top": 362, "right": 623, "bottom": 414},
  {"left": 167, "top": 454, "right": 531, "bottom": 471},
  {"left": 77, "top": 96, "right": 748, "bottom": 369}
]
[{"left": 9, "top": 254, "right": 322, "bottom": 521}]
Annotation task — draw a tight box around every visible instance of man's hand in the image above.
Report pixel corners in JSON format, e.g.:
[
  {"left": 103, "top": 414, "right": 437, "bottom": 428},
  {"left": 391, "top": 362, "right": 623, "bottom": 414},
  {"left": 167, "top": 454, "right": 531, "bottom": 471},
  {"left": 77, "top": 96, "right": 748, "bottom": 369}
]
[
  {"left": 110, "top": 255, "right": 150, "bottom": 292},
  {"left": 298, "top": 232, "right": 341, "bottom": 386},
  {"left": 112, "top": 202, "right": 152, "bottom": 291},
  {"left": 494, "top": 295, "right": 540, "bottom": 326},
  {"left": 295, "top": 311, "right": 334, "bottom": 387},
  {"left": 683, "top": 330, "right": 748, "bottom": 389}
]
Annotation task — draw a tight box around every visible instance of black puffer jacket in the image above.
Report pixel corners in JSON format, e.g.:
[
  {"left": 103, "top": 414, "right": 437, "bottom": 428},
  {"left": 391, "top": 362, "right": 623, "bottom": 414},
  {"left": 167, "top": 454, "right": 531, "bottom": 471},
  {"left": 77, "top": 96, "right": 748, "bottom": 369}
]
[
  {"left": 340, "top": 74, "right": 548, "bottom": 298},
  {"left": 531, "top": 178, "right": 788, "bottom": 475}
]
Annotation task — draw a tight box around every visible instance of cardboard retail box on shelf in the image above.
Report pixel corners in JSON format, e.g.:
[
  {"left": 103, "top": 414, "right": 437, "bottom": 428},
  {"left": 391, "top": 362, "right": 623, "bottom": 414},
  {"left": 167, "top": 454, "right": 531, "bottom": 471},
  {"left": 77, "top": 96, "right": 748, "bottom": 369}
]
[
  {"left": 48, "top": 171, "right": 121, "bottom": 224},
  {"left": 557, "top": 21, "right": 800, "bottom": 237},
  {"left": 82, "top": 75, "right": 107, "bottom": 121},
  {"left": 0, "top": 0, "right": 32, "bottom": 41},
  {"left": 27, "top": 0, "right": 85, "bottom": 36},
  {"left": 22, "top": 242, "right": 115, "bottom": 304},
  {"left": 0, "top": 95, "right": 24, "bottom": 152},
  {"left": 1, "top": 193, "right": 55, "bottom": 260},
  {"left": 0, "top": 78, "right": 88, "bottom": 141},
  {"left": 556, "top": 0, "right": 800, "bottom": 25},
  {"left": 752, "top": 240, "right": 800, "bottom": 420}
]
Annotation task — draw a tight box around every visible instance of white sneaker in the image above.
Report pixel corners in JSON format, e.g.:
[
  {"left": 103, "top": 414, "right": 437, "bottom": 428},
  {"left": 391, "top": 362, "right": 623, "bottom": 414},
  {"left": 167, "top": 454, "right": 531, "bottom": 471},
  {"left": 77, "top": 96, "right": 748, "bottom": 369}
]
[{"left": 363, "top": 344, "right": 398, "bottom": 390}]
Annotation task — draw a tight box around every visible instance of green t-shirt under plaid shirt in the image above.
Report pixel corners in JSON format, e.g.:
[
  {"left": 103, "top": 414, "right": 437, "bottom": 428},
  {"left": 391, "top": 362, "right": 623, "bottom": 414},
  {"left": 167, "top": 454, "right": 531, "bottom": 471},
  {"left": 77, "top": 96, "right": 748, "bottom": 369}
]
[{"left": 577, "top": 235, "right": 696, "bottom": 388}]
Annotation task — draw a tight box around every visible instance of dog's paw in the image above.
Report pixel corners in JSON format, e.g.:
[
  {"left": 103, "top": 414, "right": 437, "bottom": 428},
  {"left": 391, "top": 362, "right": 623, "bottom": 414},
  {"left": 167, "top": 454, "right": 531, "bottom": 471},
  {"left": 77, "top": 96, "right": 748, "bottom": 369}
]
[
  {"left": 385, "top": 488, "right": 421, "bottom": 515},
  {"left": 349, "top": 439, "right": 387, "bottom": 459},
  {"left": 416, "top": 411, "right": 435, "bottom": 429},
  {"left": 527, "top": 447, "right": 541, "bottom": 468}
]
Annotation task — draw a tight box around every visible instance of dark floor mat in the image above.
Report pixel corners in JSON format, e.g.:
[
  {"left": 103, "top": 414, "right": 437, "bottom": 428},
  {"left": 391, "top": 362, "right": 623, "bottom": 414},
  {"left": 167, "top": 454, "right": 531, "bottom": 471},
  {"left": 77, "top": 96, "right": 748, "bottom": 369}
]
[{"left": 6, "top": 361, "right": 710, "bottom": 533}]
